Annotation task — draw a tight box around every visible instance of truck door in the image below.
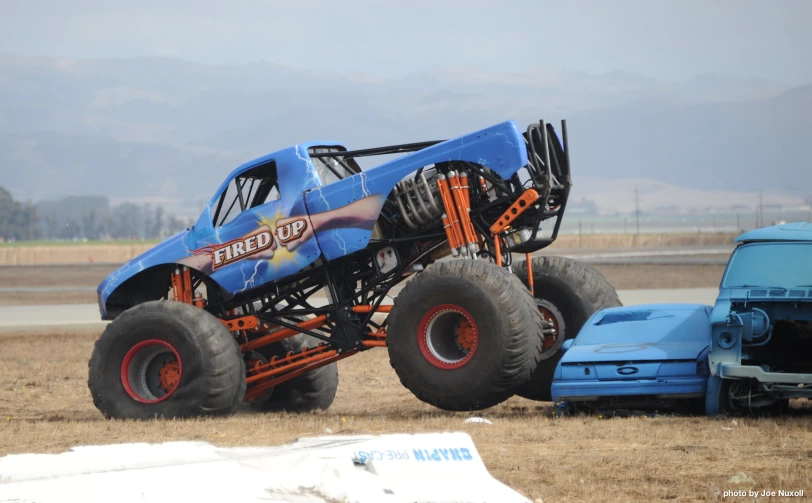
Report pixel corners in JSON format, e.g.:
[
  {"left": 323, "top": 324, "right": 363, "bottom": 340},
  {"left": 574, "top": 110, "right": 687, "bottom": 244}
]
[{"left": 189, "top": 161, "right": 321, "bottom": 294}]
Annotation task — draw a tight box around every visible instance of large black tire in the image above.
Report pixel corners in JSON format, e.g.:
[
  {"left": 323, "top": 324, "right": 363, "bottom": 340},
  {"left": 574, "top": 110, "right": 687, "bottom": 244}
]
[
  {"left": 512, "top": 256, "right": 622, "bottom": 402},
  {"left": 88, "top": 300, "right": 246, "bottom": 420},
  {"left": 248, "top": 325, "right": 338, "bottom": 413},
  {"left": 387, "top": 260, "right": 545, "bottom": 411}
]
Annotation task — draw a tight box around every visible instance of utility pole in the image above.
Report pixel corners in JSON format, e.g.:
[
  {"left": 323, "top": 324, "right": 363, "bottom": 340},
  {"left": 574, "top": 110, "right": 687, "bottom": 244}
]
[
  {"left": 578, "top": 220, "right": 583, "bottom": 248},
  {"left": 634, "top": 186, "right": 640, "bottom": 235},
  {"left": 758, "top": 190, "right": 764, "bottom": 228},
  {"left": 28, "top": 198, "right": 34, "bottom": 242}
]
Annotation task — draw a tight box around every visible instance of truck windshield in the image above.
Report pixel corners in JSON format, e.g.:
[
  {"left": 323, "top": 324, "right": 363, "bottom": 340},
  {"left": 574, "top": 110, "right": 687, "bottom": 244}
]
[
  {"left": 308, "top": 147, "right": 359, "bottom": 185},
  {"left": 723, "top": 242, "right": 812, "bottom": 288}
]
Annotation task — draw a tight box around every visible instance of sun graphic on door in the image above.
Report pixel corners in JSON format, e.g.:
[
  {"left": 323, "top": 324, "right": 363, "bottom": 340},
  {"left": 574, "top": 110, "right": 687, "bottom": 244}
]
[{"left": 257, "top": 208, "right": 309, "bottom": 273}]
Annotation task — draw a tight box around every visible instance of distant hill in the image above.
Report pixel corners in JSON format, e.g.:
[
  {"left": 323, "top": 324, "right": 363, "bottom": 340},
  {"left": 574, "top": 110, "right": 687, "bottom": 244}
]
[
  {"left": 0, "top": 54, "right": 808, "bottom": 214},
  {"left": 567, "top": 84, "right": 812, "bottom": 194}
]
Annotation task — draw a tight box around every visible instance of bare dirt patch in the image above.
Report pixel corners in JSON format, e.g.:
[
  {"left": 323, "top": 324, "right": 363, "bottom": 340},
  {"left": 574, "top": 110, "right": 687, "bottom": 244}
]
[
  {"left": 0, "top": 291, "right": 96, "bottom": 305},
  {"left": 593, "top": 263, "right": 725, "bottom": 290},
  {"left": 1, "top": 330, "right": 809, "bottom": 502},
  {"left": 0, "top": 264, "right": 114, "bottom": 287}
]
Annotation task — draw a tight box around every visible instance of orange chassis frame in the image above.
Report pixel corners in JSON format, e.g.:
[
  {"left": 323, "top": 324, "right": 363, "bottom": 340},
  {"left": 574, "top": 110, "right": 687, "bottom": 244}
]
[{"left": 170, "top": 186, "right": 542, "bottom": 402}]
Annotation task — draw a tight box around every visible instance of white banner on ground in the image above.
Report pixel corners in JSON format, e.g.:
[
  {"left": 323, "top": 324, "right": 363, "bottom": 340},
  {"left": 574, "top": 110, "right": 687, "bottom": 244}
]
[{"left": 0, "top": 432, "right": 530, "bottom": 503}]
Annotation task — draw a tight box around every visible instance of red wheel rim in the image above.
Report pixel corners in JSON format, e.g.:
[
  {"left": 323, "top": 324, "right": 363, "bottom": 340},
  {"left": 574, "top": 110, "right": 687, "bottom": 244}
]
[
  {"left": 539, "top": 306, "right": 560, "bottom": 350},
  {"left": 417, "top": 304, "right": 479, "bottom": 369},
  {"left": 120, "top": 339, "right": 183, "bottom": 404}
]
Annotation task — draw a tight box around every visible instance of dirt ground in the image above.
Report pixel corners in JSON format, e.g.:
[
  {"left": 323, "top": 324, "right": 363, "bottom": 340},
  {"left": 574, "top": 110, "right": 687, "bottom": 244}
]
[
  {"left": 0, "top": 262, "right": 727, "bottom": 306},
  {"left": 1, "top": 329, "right": 810, "bottom": 502}
]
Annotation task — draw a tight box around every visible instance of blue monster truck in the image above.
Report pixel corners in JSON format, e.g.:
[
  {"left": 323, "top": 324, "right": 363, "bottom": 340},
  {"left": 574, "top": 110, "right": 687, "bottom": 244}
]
[
  {"left": 89, "top": 119, "right": 621, "bottom": 419},
  {"left": 706, "top": 222, "right": 812, "bottom": 416}
]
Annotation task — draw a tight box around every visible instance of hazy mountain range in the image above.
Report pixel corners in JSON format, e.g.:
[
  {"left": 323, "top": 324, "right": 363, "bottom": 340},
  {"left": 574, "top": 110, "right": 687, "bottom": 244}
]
[{"left": 0, "top": 54, "right": 809, "bottom": 218}]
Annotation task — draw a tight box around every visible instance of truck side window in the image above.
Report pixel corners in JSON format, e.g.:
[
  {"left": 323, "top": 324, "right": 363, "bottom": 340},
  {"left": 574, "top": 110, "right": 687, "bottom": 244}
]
[{"left": 212, "top": 162, "right": 279, "bottom": 227}]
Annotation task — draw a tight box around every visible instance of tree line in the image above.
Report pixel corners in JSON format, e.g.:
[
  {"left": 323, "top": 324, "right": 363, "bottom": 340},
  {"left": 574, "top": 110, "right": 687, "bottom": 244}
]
[{"left": 0, "top": 186, "right": 194, "bottom": 242}]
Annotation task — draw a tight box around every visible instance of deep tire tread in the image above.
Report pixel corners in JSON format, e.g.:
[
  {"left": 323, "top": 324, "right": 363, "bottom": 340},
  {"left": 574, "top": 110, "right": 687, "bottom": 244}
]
[
  {"left": 512, "top": 256, "right": 622, "bottom": 401},
  {"left": 387, "top": 260, "right": 544, "bottom": 411},
  {"left": 88, "top": 300, "right": 246, "bottom": 420}
]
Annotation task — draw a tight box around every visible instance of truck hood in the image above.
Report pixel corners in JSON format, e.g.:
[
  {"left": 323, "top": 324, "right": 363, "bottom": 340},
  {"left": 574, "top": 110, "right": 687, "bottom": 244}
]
[{"left": 560, "top": 303, "right": 712, "bottom": 364}]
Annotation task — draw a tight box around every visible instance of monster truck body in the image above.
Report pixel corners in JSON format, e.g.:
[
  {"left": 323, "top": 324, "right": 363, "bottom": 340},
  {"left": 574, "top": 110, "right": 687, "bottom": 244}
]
[
  {"left": 90, "top": 119, "right": 621, "bottom": 419},
  {"left": 99, "top": 121, "right": 532, "bottom": 317}
]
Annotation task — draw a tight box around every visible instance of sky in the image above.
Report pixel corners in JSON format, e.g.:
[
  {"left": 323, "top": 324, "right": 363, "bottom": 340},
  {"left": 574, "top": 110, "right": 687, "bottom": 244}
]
[{"left": 2, "top": 0, "right": 811, "bottom": 84}]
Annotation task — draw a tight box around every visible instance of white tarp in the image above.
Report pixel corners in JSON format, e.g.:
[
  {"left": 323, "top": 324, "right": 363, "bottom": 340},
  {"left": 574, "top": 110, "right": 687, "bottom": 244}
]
[{"left": 0, "top": 432, "right": 530, "bottom": 503}]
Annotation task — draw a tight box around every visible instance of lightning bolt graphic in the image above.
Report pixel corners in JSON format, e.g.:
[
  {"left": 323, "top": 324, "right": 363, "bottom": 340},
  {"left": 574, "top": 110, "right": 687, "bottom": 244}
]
[
  {"left": 330, "top": 229, "right": 348, "bottom": 255},
  {"left": 359, "top": 172, "right": 370, "bottom": 197}
]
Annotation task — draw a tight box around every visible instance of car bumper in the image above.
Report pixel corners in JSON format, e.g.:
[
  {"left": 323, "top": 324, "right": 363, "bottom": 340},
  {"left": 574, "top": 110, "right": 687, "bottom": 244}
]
[
  {"left": 551, "top": 377, "right": 707, "bottom": 402},
  {"left": 718, "top": 364, "right": 812, "bottom": 384}
]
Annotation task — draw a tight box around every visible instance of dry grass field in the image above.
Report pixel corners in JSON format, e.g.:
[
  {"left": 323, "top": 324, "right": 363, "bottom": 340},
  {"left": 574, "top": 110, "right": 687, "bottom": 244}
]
[{"left": 1, "top": 329, "right": 810, "bottom": 502}]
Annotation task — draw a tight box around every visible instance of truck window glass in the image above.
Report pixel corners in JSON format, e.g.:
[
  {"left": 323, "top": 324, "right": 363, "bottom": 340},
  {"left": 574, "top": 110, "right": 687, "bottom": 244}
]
[
  {"left": 212, "top": 162, "right": 279, "bottom": 227},
  {"left": 723, "top": 242, "right": 812, "bottom": 288}
]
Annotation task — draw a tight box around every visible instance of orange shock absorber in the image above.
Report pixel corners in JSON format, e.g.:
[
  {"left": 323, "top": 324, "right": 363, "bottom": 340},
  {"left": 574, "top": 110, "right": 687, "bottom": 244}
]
[
  {"left": 448, "top": 171, "right": 477, "bottom": 257},
  {"left": 526, "top": 253, "right": 534, "bottom": 296},
  {"left": 182, "top": 267, "right": 193, "bottom": 304},
  {"left": 171, "top": 270, "right": 181, "bottom": 301},
  {"left": 436, "top": 174, "right": 464, "bottom": 257},
  {"left": 442, "top": 213, "right": 462, "bottom": 253},
  {"left": 460, "top": 172, "right": 472, "bottom": 208},
  {"left": 456, "top": 172, "right": 479, "bottom": 257},
  {"left": 493, "top": 235, "right": 502, "bottom": 266},
  {"left": 476, "top": 176, "right": 489, "bottom": 253},
  {"left": 171, "top": 266, "right": 194, "bottom": 304}
]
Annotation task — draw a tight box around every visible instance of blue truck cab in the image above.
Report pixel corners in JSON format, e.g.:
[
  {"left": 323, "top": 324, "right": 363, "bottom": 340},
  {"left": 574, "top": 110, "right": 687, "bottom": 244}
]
[{"left": 706, "top": 222, "right": 812, "bottom": 415}]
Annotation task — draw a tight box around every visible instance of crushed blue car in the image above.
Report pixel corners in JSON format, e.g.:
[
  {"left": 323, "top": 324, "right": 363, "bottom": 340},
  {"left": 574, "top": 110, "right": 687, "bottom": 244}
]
[
  {"left": 550, "top": 303, "right": 711, "bottom": 410},
  {"left": 552, "top": 221, "right": 812, "bottom": 416}
]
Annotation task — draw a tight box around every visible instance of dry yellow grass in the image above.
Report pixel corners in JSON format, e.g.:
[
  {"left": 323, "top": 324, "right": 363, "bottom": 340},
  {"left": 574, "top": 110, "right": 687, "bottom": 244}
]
[{"left": 1, "top": 329, "right": 810, "bottom": 502}]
